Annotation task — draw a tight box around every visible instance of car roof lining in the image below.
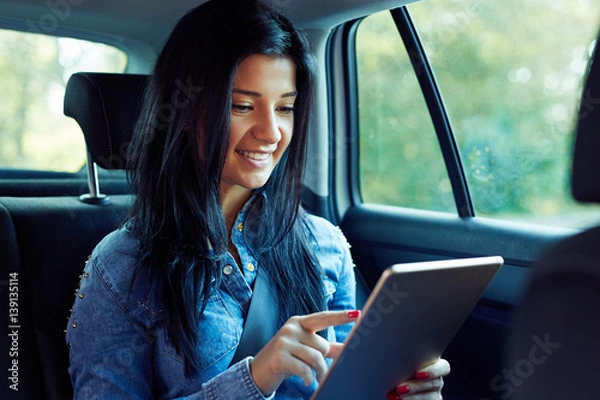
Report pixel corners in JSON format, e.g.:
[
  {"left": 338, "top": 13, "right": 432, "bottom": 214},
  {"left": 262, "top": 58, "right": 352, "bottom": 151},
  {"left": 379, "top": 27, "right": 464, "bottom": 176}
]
[{"left": 0, "top": 0, "right": 419, "bottom": 51}]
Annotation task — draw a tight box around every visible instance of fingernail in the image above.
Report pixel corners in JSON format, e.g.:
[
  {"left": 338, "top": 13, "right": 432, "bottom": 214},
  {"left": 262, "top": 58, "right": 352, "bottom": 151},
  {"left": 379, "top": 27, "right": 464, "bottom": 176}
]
[
  {"left": 396, "top": 385, "right": 410, "bottom": 395},
  {"left": 387, "top": 393, "right": 401, "bottom": 400},
  {"left": 347, "top": 310, "right": 360, "bottom": 318},
  {"left": 414, "top": 371, "right": 430, "bottom": 380}
]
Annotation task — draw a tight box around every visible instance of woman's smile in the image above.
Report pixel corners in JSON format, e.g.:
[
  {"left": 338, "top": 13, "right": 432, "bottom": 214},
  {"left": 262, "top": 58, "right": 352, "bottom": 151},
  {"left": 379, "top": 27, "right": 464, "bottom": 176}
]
[{"left": 235, "top": 149, "right": 274, "bottom": 164}]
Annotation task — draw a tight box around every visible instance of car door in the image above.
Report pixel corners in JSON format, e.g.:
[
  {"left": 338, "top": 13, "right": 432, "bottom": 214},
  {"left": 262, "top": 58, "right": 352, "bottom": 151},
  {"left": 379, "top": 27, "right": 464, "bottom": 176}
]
[{"left": 314, "top": 2, "right": 600, "bottom": 399}]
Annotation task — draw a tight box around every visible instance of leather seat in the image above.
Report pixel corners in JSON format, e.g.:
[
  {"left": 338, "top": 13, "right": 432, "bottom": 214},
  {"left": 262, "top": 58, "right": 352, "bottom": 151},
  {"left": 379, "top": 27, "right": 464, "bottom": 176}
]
[{"left": 507, "top": 36, "right": 600, "bottom": 398}]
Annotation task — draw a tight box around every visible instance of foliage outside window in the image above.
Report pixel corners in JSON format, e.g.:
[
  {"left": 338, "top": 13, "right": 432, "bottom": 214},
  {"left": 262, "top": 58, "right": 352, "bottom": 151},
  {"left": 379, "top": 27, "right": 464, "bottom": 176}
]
[
  {"left": 356, "top": 12, "right": 455, "bottom": 213},
  {"left": 409, "top": 0, "right": 600, "bottom": 228},
  {"left": 0, "top": 29, "right": 127, "bottom": 172},
  {"left": 357, "top": 1, "right": 600, "bottom": 228}
]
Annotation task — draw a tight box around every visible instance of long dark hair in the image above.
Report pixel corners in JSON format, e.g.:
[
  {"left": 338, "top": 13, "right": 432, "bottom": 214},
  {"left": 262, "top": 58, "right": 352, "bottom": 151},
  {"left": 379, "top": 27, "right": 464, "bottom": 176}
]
[{"left": 127, "top": 0, "right": 324, "bottom": 376}]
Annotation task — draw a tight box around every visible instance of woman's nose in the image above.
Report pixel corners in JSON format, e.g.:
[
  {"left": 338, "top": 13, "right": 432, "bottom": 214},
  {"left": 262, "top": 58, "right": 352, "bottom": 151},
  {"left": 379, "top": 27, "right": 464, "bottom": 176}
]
[{"left": 252, "top": 110, "right": 282, "bottom": 144}]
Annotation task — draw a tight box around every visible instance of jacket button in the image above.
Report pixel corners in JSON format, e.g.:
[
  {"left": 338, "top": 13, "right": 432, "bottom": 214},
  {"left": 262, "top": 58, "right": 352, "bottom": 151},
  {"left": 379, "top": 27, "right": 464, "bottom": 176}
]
[{"left": 223, "top": 265, "right": 234, "bottom": 275}]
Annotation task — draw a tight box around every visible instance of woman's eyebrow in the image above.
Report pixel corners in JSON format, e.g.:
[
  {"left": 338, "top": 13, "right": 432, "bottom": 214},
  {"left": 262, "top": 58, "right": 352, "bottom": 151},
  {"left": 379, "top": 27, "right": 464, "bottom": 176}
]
[
  {"left": 232, "top": 88, "right": 298, "bottom": 98},
  {"left": 233, "top": 88, "right": 260, "bottom": 97}
]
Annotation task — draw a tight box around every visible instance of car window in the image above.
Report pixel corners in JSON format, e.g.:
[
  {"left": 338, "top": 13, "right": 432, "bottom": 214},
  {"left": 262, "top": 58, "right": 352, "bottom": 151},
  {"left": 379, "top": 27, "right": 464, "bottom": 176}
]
[
  {"left": 0, "top": 29, "right": 127, "bottom": 173},
  {"left": 408, "top": 0, "right": 600, "bottom": 228},
  {"left": 356, "top": 11, "right": 456, "bottom": 213}
]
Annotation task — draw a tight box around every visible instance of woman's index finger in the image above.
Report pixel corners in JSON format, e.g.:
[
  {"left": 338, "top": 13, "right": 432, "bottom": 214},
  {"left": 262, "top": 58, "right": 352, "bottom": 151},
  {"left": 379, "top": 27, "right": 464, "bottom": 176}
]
[{"left": 299, "top": 310, "right": 359, "bottom": 333}]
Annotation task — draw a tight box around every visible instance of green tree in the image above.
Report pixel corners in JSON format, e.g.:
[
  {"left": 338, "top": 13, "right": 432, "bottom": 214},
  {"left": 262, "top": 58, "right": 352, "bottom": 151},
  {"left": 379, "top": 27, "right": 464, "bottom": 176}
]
[
  {"left": 0, "top": 29, "right": 126, "bottom": 171},
  {"left": 357, "top": 0, "right": 600, "bottom": 226},
  {"left": 0, "top": 32, "right": 62, "bottom": 162}
]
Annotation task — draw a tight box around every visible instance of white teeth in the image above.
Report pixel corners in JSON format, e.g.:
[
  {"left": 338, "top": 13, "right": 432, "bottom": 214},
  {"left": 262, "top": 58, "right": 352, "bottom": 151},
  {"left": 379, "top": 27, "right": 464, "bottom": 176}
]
[{"left": 237, "top": 150, "right": 270, "bottom": 161}]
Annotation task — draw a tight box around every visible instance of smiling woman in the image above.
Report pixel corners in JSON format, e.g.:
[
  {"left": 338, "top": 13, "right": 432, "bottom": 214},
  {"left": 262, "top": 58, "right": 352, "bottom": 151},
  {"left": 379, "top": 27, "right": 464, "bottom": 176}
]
[
  {"left": 66, "top": 0, "right": 358, "bottom": 398},
  {"left": 63, "top": 0, "right": 449, "bottom": 399}
]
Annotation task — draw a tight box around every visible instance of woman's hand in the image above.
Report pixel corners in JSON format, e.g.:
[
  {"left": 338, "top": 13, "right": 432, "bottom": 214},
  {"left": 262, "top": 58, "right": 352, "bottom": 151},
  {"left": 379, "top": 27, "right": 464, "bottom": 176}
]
[
  {"left": 249, "top": 310, "right": 359, "bottom": 396},
  {"left": 387, "top": 359, "right": 451, "bottom": 400}
]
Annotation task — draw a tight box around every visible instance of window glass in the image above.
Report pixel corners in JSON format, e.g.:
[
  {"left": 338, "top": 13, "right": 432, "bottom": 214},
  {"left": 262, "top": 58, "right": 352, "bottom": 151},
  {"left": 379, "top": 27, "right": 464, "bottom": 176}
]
[
  {"left": 0, "top": 29, "right": 127, "bottom": 172},
  {"left": 356, "top": 12, "right": 455, "bottom": 212},
  {"left": 409, "top": 0, "right": 600, "bottom": 228}
]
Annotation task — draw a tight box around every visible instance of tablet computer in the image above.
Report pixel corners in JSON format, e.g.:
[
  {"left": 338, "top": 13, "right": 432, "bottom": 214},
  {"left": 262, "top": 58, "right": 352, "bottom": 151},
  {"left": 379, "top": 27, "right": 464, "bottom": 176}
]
[{"left": 311, "top": 256, "right": 503, "bottom": 400}]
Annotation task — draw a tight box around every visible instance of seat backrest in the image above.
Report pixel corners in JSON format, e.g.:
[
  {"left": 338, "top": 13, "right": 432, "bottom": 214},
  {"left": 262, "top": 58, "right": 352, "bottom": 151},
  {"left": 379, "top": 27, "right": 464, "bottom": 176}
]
[
  {"left": 508, "top": 34, "right": 600, "bottom": 398},
  {"left": 0, "top": 72, "right": 147, "bottom": 400},
  {"left": 0, "top": 196, "right": 132, "bottom": 400}
]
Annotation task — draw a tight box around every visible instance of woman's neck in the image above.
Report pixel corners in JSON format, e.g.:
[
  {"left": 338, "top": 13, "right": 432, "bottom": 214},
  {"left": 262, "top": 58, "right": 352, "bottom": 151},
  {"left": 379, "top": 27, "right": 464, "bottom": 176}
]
[{"left": 220, "top": 184, "right": 253, "bottom": 235}]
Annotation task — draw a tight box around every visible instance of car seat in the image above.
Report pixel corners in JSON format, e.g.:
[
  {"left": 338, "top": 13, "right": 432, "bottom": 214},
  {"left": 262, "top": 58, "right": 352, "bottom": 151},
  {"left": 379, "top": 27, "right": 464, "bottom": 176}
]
[{"left": 507, "top": 33, "right": 600, "bottom": 399}]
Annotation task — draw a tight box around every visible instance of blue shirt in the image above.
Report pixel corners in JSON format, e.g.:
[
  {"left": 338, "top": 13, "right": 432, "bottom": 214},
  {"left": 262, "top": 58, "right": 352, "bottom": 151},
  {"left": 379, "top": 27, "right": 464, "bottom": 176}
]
[{"left": 66, "top": 195, "right": 356, "bottom": 399}]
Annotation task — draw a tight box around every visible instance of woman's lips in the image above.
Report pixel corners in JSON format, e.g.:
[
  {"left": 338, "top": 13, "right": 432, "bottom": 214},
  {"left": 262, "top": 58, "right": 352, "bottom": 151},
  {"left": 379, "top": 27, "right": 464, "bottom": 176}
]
[
  {"left": 235, "top": 149, "right": 274, "bottom": 167},
  {"left": 235, "top": 150, "right": 271, "bottom": 161}
]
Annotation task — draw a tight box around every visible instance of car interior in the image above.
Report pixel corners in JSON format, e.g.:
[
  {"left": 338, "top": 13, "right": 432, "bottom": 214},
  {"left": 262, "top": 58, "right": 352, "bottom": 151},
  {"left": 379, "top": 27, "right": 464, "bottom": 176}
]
[{"left": 1, "top": 0, "right": 599, "bottom": 399}]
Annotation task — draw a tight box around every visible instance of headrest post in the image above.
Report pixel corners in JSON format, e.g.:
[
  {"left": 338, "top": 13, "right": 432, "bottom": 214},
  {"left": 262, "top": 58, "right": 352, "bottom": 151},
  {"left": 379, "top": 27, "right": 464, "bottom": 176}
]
[{"left": 79, "top": 151, "right": 110, "bottom": 205}]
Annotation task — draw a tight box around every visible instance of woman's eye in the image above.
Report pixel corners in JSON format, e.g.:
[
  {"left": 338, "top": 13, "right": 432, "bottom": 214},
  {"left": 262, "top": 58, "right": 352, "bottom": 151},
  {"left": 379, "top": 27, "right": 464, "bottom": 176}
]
[
  {"left": 232, "top": 104, "right": 252, "bottom": 113},
  {"left": 277, "top": 106, "right": 294, "bottom": 114}
]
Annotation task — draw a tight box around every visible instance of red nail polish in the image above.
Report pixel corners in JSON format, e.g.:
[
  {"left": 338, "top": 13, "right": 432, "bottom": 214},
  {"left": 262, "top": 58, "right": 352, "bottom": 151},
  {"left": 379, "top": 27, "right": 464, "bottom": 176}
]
[
  {"left": 387, "top": 393, "right": 401, "bottom": 400},
  {"left": 396, "top": 385, "right": 410, "bottom": 395},
  {"left": 414, "top": 371, "right": 430, "bottom": 380},
  {"left": 347, "top": 310, "right": 360, "bottom": 318}
]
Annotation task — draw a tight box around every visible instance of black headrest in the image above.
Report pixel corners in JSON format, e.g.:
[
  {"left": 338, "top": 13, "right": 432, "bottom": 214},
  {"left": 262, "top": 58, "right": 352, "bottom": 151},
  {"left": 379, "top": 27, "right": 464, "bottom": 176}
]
[
  {"left": 64, "top": 72, "right": 148, "bottom": 170},
  {"left": 572, "top": 38, "right": 600, "bottom": 202}
]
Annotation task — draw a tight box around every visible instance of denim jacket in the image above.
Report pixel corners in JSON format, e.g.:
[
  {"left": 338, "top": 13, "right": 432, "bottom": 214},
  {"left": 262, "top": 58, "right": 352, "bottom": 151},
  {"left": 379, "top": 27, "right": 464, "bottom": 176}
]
[{"left": 66, "top": 195, "right": 356, "bottom": 400}]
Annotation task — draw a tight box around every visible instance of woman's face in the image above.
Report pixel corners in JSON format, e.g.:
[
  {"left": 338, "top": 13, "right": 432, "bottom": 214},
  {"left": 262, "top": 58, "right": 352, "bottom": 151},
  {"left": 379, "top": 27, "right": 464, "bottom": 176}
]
[{"left": 220, "top": 54, "right": 297, "bottom": 197}]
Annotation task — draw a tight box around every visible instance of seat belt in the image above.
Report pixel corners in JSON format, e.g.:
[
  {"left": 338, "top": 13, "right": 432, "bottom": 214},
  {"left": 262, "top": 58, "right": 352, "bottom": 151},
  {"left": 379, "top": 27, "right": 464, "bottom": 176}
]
[{"left": 229, "top": 268, "right": 280, "bottom": 365}]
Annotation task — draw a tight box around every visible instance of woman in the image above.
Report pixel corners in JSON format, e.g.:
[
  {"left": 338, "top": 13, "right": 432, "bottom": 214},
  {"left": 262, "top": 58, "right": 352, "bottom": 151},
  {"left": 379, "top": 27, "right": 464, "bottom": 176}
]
[{"left": 66, "top": 0, "right": 449, "bottom": 399}]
